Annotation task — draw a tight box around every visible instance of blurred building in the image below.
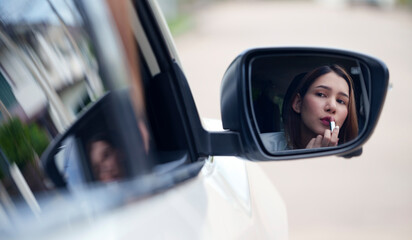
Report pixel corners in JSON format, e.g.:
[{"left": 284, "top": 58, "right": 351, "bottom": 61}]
[{"left": 0, "top": 20, "right": 102, "bottom": 135}]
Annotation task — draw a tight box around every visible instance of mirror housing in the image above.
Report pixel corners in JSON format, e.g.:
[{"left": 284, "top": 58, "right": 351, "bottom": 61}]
[{"left": 220, "top": 47, "right": 389, "bottom": 160}]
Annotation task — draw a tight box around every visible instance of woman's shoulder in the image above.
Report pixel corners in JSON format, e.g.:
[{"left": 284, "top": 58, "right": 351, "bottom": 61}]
[{"left": 260, "top": 132, "right": 289, "bottom": 153}]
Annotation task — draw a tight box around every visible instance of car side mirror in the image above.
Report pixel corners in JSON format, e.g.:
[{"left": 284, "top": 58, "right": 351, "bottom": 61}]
[{"left": 220, "top": 47, "right": 389, "bottom": 160}]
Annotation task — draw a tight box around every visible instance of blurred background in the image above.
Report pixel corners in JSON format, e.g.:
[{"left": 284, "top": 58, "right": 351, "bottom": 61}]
[{"left": 157, "top": 0, "right": 412, "bottom": 239}]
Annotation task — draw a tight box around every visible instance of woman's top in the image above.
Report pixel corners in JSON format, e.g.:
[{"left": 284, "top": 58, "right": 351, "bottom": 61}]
[{"left": 260, "top": 132, "right": 289, "bottom": 153}]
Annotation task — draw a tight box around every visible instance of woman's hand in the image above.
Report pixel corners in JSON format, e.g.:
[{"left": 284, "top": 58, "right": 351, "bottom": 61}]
[{"left": 306, "top": 126, "right": 340, "bottom": 149}]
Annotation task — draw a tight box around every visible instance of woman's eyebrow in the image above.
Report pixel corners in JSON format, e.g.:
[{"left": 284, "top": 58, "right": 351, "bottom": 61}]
[
  {"left": 339, "top": 92, "right": 350, "bottom": 99},
  {"left": 315, "top": 85, "right": 349, "bottom": 98}
]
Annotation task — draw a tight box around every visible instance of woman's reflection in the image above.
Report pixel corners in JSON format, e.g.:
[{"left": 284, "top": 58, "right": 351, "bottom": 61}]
[
  {"left": 282, "top": 65, "right": 358, "bottom": 149},
  {"left": 88, "top": 133, "right": 124, "bottom": 182}
]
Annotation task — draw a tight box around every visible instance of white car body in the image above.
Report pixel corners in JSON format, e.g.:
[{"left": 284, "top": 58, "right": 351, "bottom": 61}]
[
  {"left": 20, "top": 119, "right": 287, "bottom": 240},
  {"left": 37, "top": 157, "right": 287, "bottom": 240}
]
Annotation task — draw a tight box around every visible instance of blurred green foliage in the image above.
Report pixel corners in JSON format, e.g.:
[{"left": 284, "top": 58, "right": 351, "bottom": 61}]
[
  {"left": 399, "top": 0, "right": 412, "bottom": 6},
  {"left": 167, "top": 14, "right": 194, "bottom": 36},
  {"left": 28, "top": 123, "right": 50, "bottom": 158},
  {"left": 0, "top": 118, "right": 49, "bottom": 168}
]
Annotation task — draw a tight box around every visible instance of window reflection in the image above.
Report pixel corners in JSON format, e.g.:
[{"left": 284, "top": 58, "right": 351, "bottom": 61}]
[
  {"left": 0, "top": 1, "right": 157, "bottom": 233},
  {"left": 0, "top": 0, "right": 103, "bottom": 129},
  {"left": 0, "top": 0, "right": 105, "bottom": 216}
]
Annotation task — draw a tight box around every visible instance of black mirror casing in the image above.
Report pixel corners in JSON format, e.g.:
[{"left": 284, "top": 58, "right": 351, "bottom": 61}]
[{"left": 220, "top": 47, "right": 389, "bottom": 160}]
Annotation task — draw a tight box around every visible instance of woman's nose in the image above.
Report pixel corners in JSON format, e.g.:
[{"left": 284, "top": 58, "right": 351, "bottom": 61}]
[{"left": 325, "top": 99, "right": 336, "bottom": 113}]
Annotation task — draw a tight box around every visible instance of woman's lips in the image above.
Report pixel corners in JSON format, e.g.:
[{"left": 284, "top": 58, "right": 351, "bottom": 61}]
[
  {"left": 321, "top": 116, "right": 335, "bottom": 126},
  {"left": 321, "top": 119, "right": 329, "bottom": 126}
]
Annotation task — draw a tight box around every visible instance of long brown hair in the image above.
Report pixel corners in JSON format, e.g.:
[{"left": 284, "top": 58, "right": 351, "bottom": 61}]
[{"left": 282, "top": 65, "right": 358, "bottom": 149}]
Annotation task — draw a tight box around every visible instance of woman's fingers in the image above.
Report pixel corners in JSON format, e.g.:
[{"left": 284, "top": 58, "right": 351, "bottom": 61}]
[
  {"left": 313, "top": 135, "right": 323, "bottom": 148},
  {"left": 306, "top": 135, "right": 323, "bottom": 149},
  {"left": 321, "top": 129, "right": 332, "bottom": 146},
  {"left": 306, "top": 126, "right": 340, "bottom": 149},
  {"left": 330, "top": 126, "right": 340, "bottom": 146},
  {"left": 321, "top": 126, "right": 340, "bottom": 147},
  {"left": 306, "top": 138, "right": 316, "bottom": 148}
]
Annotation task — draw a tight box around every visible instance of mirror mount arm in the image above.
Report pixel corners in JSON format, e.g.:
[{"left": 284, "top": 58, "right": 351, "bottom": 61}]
[{"left": 198, "top": 131, "right": 244, "bottom": 157}]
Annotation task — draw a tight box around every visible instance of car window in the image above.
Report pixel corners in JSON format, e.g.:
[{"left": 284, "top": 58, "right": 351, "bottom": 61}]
[
  {"left": 0, "top": 0, "right": 105, "bottom": 129},
  {"left": 0, "top": 0, "right": 154, "bottom": 226}
]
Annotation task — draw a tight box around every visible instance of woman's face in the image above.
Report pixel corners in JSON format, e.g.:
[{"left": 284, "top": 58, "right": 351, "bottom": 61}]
[
  {"left": 293, "top": 72, "right": 350, "bottom": 138},
  {"left": 90, "top": 140, "right": 122, "bottom": 182}
]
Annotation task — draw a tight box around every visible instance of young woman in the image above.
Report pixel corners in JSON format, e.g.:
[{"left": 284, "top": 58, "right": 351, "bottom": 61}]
[
  {"left": 88, "top": 133, "right": 124, "bottom": 182},
  {"left": 282, "top": 65, "right": 358, "bottom": 149}
]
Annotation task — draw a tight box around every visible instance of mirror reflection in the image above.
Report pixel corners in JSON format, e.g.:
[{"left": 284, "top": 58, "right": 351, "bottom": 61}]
[
  {"left": 251, "top": 55, "right": 368, "bottom": 153},
  {"left": 55, "top": 131, "right": 128, "bottom": 189}
]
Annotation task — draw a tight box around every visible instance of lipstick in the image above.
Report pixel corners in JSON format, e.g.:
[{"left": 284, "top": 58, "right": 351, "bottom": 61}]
[{"left": 330, "top": 118, "right": 336, "bottom": 131}]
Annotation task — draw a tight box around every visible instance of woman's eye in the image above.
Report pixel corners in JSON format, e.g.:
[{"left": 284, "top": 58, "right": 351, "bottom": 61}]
[
  {"left": 316, "top": 92, "right": 326, "bottom": 97},
  {"left": 337, "top": 99, "right": 346, "bottom": 105}
]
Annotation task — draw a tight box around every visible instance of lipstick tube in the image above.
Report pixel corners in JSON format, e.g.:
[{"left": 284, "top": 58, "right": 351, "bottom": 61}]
[{"left": 330, "top": 121, "right": 336, "bottom": 131}]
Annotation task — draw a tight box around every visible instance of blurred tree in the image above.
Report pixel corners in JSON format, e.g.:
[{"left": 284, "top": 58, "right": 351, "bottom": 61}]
[
  {"left": 0, "top": 118, "right": 50, "bottom": 196},
  {"left": 27, "top": 122, "right": 50, "bottom": 158},
  {"left": 0, "top": 118, "right": 34, "bottom": 167}
]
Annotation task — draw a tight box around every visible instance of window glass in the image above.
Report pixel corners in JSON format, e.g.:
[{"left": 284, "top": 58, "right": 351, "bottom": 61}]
[
  {"left": 0, "top": 0, "right": 105, "bottom": 130},
  {"left": 0, "top": 0, "right": 105, "bottom": 204},
  {"left": 0, "top": 0, "right": 151, "bottom": 230}
]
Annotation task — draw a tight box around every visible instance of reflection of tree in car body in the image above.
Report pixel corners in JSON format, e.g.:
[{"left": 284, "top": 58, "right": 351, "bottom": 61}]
[
  {"left": 283, "top": 65, "right": 358, "bottom": 149},
  {"left": 87, "top": 133, "right": 124, "bottom": 183}
]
